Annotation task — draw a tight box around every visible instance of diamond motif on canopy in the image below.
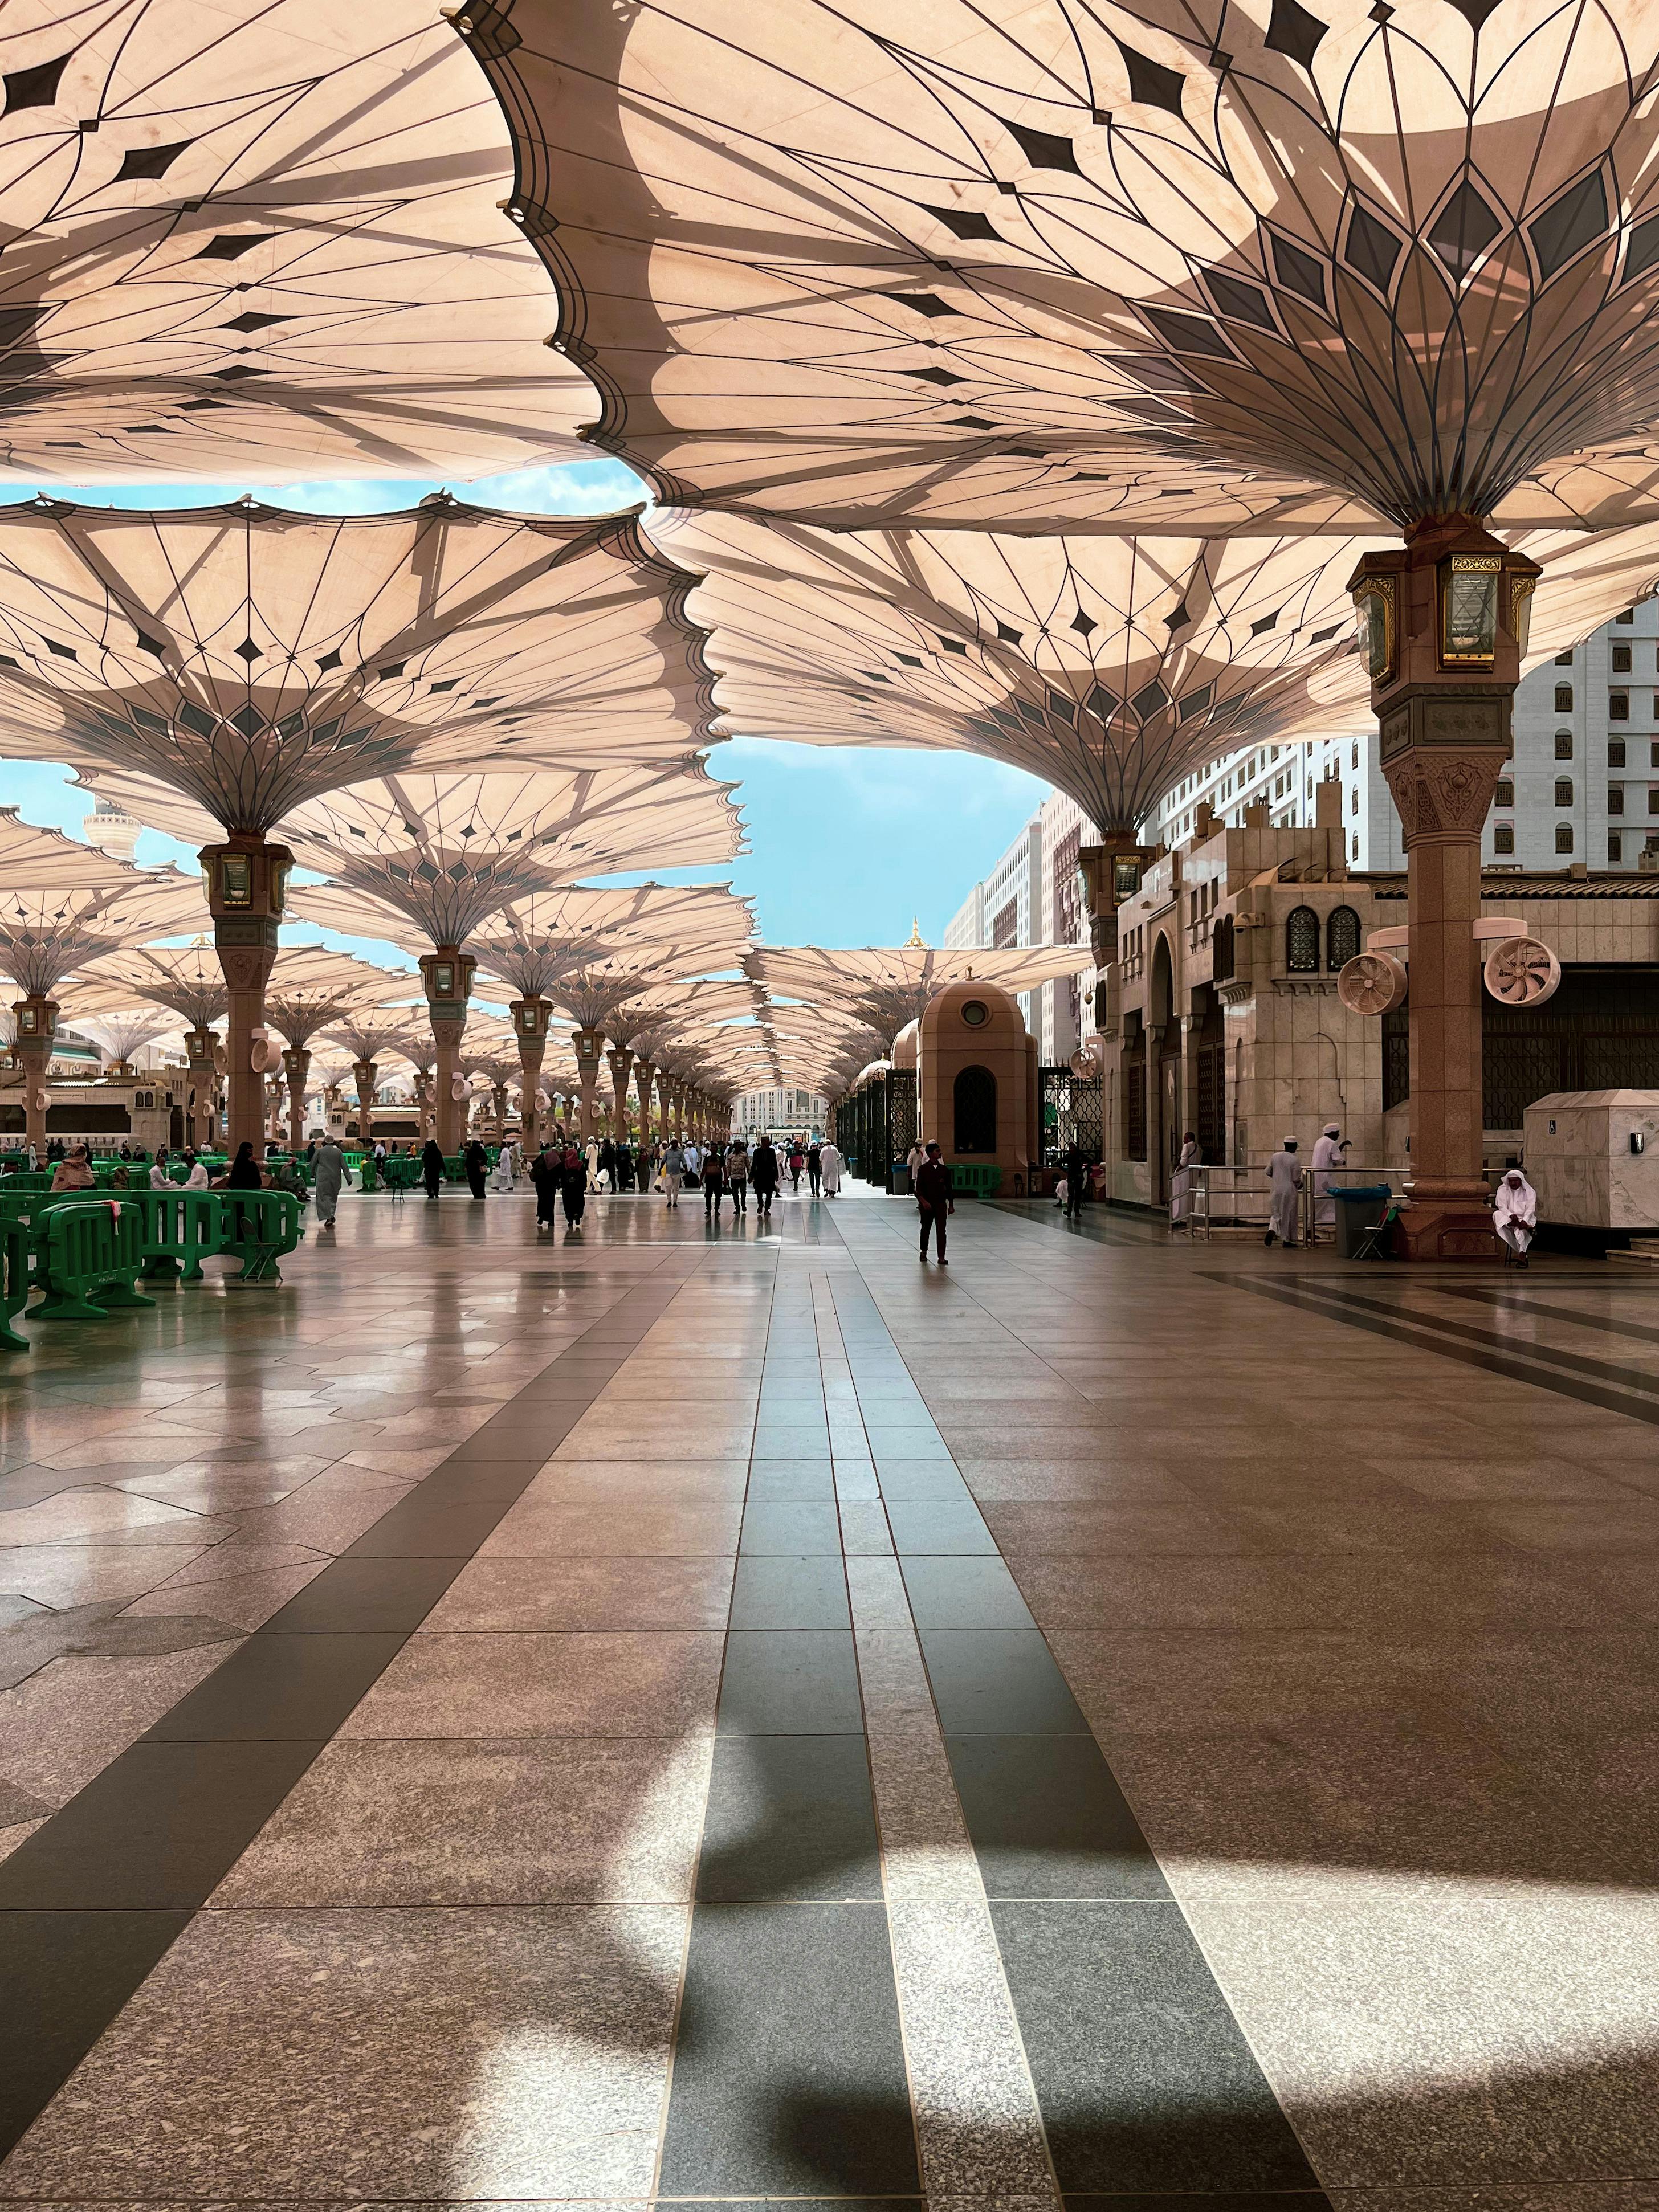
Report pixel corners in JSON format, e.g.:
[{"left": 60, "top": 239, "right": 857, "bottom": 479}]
[
  {"left": 471, "top": 884, "right": 753, "bottom": 1003},
  {"left": 0, "top": 1, "right": 595, "bottom": 481},
  {"left": 72, "top": 939, "right": 229, "bottom": 1031},
  {"left": 0, "top": 499, "right": 721, "bottom": 839},
  {"left": 280, "top": 768, "right": 744, "bottom": 950},
  {"left": 463, "top": 0, "right": 1659, "bottom": 531},
  {"left": 0, "top": 818, "right": 207, "bottom": 999}
]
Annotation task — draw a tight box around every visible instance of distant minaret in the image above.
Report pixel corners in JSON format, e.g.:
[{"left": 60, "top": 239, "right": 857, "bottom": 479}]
[
  {"left": 84, "top": 793, "right": 141, "bottom": 861},
  {"left": 904, "top": 917, "right": 926, "bottom": 948}
]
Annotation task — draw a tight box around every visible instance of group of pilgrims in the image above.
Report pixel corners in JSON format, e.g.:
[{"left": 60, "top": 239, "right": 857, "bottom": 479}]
[{"left": 420, "top": 1129, "right": 845, "bottom": 1230}]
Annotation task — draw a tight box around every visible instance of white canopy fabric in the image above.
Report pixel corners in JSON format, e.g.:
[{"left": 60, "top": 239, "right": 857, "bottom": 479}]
[
  {"left": 464, "top": 0, "right": 1659, "bottom": 534},
  {"left": 280, "top": 766, "right": 744, "bottom": 949},
  {"left": 471, "top": 883, "right": 753, "bottom": 1002},
  {"left": 0, "top": 823, "right": 207, "bottom": 997},
  {"left": 0, "top": 499, "right": 723, "bottom": 838},
  {"left": 748, "top": 942, "right": 1091, "bottom": 1049},
  {"left": 71, "top": 939, "right": 227, "bottom": 1030},
  {"left": 659, "top": 511, "right": 1659, "bottom": 833},
  {"left": 0, "top": 1, "right": 592, "bottom": 483},
  {"left": 262, "top": 946, "right": 417, "bottom": 1052}
]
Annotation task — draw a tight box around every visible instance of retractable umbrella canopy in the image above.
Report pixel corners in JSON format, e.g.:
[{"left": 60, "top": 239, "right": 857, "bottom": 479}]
[
  {"left": 471, "top": 883, "right": 753, "bottom": 1002},
  {"left": 463, "top": 0, "right": 1659, "bottom": 534},
  {"left": 72, "top": 939, "right": 227, "bottom": 1032},
  {"left": 749, "top": 942, "right": 1090, "bottom": 1050},
  {"left": 282, "top": 767, "right": 744, "bottom": 949},
  {"left": 0, "top": 499, "right": 722, "bottom": 840},
  {"left": 0, "top": 0, "right": 596, "bottom": 483},
  {"left": 74, "top": 1010, "right": 181, "bottom": 1067},
  {"left": 0, "top": 832, "right": 206, "bottom": 999}
]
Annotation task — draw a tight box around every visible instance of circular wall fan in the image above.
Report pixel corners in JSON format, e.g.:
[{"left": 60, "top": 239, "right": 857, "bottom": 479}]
[
  {"left": 1483, "top": 937, "right": 1561, "bottom": 1007},
  {"left": 1336, "top": 952, "right": 1409, "bottom": 1016}
]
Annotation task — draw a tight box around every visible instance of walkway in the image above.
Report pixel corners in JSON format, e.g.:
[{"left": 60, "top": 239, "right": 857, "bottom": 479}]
[{"left": 2, "top": 1181, "right": 1658, "bottom": 2199}]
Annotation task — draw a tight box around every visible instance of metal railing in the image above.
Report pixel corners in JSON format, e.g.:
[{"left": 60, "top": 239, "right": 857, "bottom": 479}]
[{"left": 1183, "top": 1162, "right": 1409, "bottom": 1243}]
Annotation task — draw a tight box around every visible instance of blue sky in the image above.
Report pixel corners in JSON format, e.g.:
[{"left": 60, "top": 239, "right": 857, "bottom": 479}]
[{"left": 0, "top": 458, "right": 1051, "bottom": 953}]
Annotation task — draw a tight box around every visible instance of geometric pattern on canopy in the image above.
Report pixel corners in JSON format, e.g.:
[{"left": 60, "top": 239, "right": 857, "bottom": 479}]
[
  {"left": 0, "top": 499, "right": 721, "bottom": 836},
  {"left": 72, "top": 1010, "right": 182, "bottom": 1066},
  {"left": 464, "top": 0, "right": 1659, "bottom": 532},
  {"left": 0, "top": 846, "right": 207, "bottom": 999},
  {"left": 659, "top": 512, "right": 1659, "bottom": 832},
  {"left": 262, "top": 946, "right": 415, "bottom": 1052},
  {"left": 0, "top": 3, "right": 593, "bottom": 483},
  {"left": 280, "top": 765, "right": 745, "bottom": 948},
  {"left": 659, "top": 514, "right": 1380, "bottom": 832},
  {"left": 71, "top": 939, "right": 230, "bottom": 1030},
  {"left": 749, "top": 942, "right": 1091, "bottom": 1048},
  {"left": 471, "top": 883, "right": 754, "bottom": 1002}
]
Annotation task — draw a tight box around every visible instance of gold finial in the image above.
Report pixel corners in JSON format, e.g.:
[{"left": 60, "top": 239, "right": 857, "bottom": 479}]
[{"left": 904, "top": 916, "right": 926, "bottom": 948}]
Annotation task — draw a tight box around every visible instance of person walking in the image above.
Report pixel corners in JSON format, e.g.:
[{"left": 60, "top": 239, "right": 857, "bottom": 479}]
[
  {"left": 312, "top": 1134, "right": 345, "bottom": 1229},
  {"left": 1264, "top": 1137, "right": 1303, "bottom": 1248},
  {"left": 613, "top": 1138, "right": 634, "bottom": 1195},
  {"left": 561, "top": 1141, "right": 588, "bottom": 1226},
  {"left": 807, "top": 1141, "right": 822, "bottom": 1196},
  {"left": 1064, "top": 1137, "right": 1091, "bottom": 1221},
  {"left": 751, "top": 1135, "right": 778, "bottom": 1219},
  {"left": 492, "top": 1137, "right": 518, "bottom": 1192},
  {"left": 820, "top": 1137, "right": 843, "bottom": 1197},
  {"left": 421, "top": 1137, "right": 445, "bottom": 1201},
  {"left": 529, "top": 1142, "right": 561, "bottom": 1230},
  {"left": 702, "top": 1144, "right": 728, "bottom": 1222},
  {"left": 464, "top": 1137, "right": 488, "bottom": 1199},
  {"left": 661, "top": 1138, "right": 686, "bottom": 1209},
  {"left": 788, "top": 1140, "right": 805, "bottom": 1191},
  {"left": 915, "top": 1140, "right": 954, "bottom": 1264},
  {"left": 727, "top": 1138, "right": 749, "bottom": 1215},
  {"left": 596, "top": 1137, "right": 614, "bottom": 1193}
]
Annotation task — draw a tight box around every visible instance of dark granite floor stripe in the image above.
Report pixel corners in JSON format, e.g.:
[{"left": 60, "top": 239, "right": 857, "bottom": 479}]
[
  {"left": 842, "top": 1261, "right": 1324, "bottom": 2196},
  {"left": 1210, "top": 1270, "right": 1659, "bottom": 1425},
  {"left": 658, "top": 1268, "right": 918, "bottom": 2197},
  {"left": 0, "top": 1268, "right": 694, "bottom": 2162}
]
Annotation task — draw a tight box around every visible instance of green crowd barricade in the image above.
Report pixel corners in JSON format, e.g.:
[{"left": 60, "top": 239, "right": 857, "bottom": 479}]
[
  {"left": 32, "top": 1197, "right": 157, "bottom": 1323},
  {"left": 357, "top": 1153, "right": 380, "bottom": 1193},
  {"left": 218, "top": 1190, "right": 302, "bottom": 1283},
  {"left": 381, "top": 1154, "right": 422, "bottom": 1190},
  {"left": 0, "top": 1218, "right": 33, "bottom": 1350},
  {"left": 127, "top": 1189, "right": 225, "bottom": 1283},
  {"left": 948, "top": 1164, "right": 1004, "bottom": 1199}
]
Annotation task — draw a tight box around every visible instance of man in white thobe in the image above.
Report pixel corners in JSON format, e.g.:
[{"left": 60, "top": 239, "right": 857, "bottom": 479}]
[
  {"left": 1493, "top": 1168, "right": 1537, "bottom": 1263},
  {"left": 1265, "top": 1137, "right": 1303, "bottom": 1247},
  {"left": 1311, "top": 1123, "right": 1348, "bottom": 1235},
  {"left": 1169, "top": 1134, "right": 1200, "bottom": 1228},
  {"left": 820, "top": 1140, "right": 843, "bottom": 1195}
]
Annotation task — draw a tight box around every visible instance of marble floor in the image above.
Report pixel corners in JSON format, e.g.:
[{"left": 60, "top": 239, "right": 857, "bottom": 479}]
[{"left": 3, "top": 1180, "right": 1659, "bottom": 2205}]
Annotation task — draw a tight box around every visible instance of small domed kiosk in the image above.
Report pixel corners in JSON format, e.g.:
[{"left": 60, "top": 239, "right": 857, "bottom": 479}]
[{"left": 918, "top": 978, "right": 1038, "bottom": 1194}]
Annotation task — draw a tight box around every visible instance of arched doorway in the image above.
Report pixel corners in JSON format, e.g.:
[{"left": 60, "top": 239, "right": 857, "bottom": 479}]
[{"left": 953, "top": 1064, "right": 997, "bottom": 1154}]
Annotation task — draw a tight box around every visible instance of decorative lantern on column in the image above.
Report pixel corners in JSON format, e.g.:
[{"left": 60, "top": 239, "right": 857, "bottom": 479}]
[
  {"left": 511, "top": 997, "right": 554, "bottom": 1151},
  {"left": 199, "top": 835, "right": 294, "bottom": 1155},
  {"left": 420, "top": 948, "right": 476, "bottom": 1153}
]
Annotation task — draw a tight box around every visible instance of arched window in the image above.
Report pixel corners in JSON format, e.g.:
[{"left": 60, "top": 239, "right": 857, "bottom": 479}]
[
  {"left": 1555, "top": 823, "right": 1575, "bottom": 854},
  {"left": 1286, "top": 905, "right": 1320, "bottom": 973},
  {"left": 1555, "top": 776, "right": 1574, "bottom": 806},
  {"left": 953, "top": 1065, "right": 997, "bottom": 1154},
  {"left": 1211, "top": 912, "right": 1235, "bottom": 983},
  {"left": 1326, "top": 905, "right": 1362, "bottom": 970},
  {"left": 1555, "top": 683, "right": 1574, "bottom": 712}
]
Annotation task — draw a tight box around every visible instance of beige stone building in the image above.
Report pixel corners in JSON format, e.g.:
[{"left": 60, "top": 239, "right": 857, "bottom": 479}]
[{"left": 1103, "top": 784, "right": 1659, "bottom": 1206}]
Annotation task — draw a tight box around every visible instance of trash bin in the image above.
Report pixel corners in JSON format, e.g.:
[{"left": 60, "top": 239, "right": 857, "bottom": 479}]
[
  {"left": 890, "top": 1164, "right": 911, "bottom": 1195},
  {"left": 1334, "top": 1185, "right": 1393, "bottom": 1258}
]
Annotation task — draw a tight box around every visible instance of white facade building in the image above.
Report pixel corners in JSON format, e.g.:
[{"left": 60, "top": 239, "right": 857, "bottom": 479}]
[
  {"left": 944, "top": 789, "right": 1094, "bottom": 1064},
  {"left": 734, "top": 1087, "right": 828, "bottom": 1138},
  {"left": 1152, "top": 601, "right": 1659, "bottom": 873}
]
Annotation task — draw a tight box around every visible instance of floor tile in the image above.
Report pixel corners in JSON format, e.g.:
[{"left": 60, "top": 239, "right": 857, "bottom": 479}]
[{"left": 339, "top": 1631, "right": 725, "bottom": 1738}]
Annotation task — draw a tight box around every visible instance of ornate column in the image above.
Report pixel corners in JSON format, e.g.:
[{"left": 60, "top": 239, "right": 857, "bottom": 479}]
[
  {"left": 182, "top": 1028, "right": 220, "bottom": 1151},
  {"left": 657, "top": 1068, "right": 674, "bottom": 1142},
  {"left": 411, "top": 1071, "right": 434, "bottom": 1141},
  {"left": 11, "top": 995, "right": 56, "bottom": 1158},
  {"left": 573, "top": 1027, "right": 604, "bottom": 1140},
  {"left": 635, "top": 1058, "right": 656, "bottom": 1146},
  {"left": 352, "top": 1060, "right": 378, "bottom": 1145},
  {"left": 1076, "top": 835, "right": 1157, "bottom": 1040},
  {"left": 510, "top": 998, "right": 553, "bottom": 1152},
  {"left": 419, "top": 948, "right": 476, "bottom": 1155},
  {"left": 606, "top": 1045, "right": 635, "bottom": 1141},
  {"left": 1350, "top": 521, "right": 1539, "bottom": 1259},
  {"left": 281, "top": 1046, "right": 312, "bottom": 1154},
  {"left": 200, "top": 835, "right": 292, "bottom": 1158}
]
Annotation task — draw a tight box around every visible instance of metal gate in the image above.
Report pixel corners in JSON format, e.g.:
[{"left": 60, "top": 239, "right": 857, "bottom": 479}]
[
  {"left": 1037, "top": 1066, "right": 1104, "bottom": 1166},
  {"left": 887, "top": 1068, "right": 916, "bottom": 1187}
]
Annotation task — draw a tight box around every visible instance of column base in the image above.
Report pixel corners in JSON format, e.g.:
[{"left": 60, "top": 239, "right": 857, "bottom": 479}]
[{"left": 1392, "top": 1199, "right": 1498, "bottom": 1262}]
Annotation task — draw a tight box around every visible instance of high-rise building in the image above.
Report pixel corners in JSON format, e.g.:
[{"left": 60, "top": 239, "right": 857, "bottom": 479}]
[
  {"left": 1152, "top": 602, "right": 1659, "bottom": 872},
  {"left": 734, "top": 1087, "right": 828, "bottom": 1138},
  {"left": 944, "top": 789, "right": 1093, "bottom": 1063}
]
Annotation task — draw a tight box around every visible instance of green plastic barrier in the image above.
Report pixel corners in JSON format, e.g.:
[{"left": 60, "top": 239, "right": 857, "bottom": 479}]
[
  {"left": 0, "top": 1218, "right": 33, "bottom": 1350},
  {"left": 0, "top": 1172, "right": 51, "bottom": 1197},
  {"left": 218, "top": 1190, "right": 302, "bottom": 1283},
  {"left": 124, "top": 1188, "right": 226, "bottom": 1283},
  {"left": 381, "top": 1154, "right": 422, "bottom": 1189},
  {"left": 32, "top": 1198, "right": 156, "bottom": 1323},
  {"left": 948, "top": 1164, "right": 1004, "bottom": 1199}
]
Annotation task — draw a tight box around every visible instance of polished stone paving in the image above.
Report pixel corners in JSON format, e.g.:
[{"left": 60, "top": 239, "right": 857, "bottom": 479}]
[{"left": 2, "top": 1184, "right": 1659, "bottom": 2202}]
